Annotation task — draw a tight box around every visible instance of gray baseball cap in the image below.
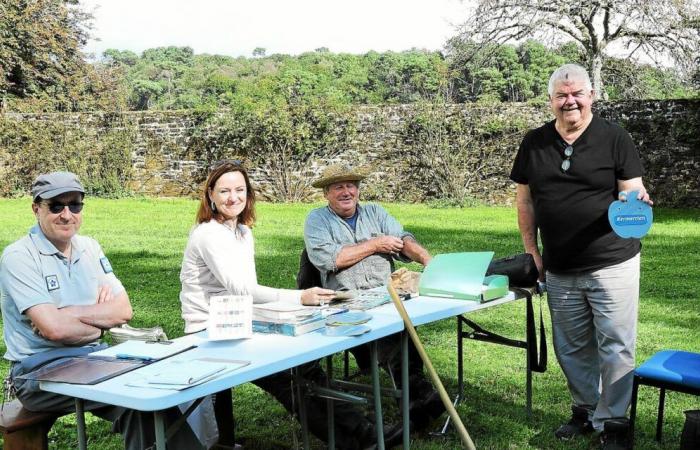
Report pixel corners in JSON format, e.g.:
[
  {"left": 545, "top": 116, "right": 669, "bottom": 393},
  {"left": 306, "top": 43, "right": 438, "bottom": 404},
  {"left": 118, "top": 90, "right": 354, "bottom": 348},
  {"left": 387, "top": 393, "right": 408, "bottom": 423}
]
[{"left": 31, "top": 172, "right": 85, "bottom": 200}]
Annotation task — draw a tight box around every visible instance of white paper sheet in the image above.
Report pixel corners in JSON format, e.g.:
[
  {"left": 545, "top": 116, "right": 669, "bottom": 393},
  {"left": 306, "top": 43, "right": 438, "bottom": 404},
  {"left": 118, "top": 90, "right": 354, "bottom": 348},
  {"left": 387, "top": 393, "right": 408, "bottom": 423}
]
[{"left": 207, "top": 294, "right": 253, "bottom": 340}]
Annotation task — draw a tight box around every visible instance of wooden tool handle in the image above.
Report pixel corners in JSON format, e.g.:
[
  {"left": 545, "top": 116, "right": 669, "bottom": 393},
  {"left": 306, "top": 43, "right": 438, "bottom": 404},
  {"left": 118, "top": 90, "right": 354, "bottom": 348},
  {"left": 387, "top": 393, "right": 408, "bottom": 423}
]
[{"left": 387, "top": 282, "right": 476, "bottom": 450}]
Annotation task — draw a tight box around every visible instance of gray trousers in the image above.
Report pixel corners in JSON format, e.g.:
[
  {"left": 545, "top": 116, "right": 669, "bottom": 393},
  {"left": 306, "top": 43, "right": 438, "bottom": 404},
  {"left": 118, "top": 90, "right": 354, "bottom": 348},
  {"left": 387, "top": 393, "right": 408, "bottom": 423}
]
[
  {"left": 10, "top": 362, "right": 207, "bottom": 450},
  {"left": 546, "top": 253, "right": 640, "bottom": 431}
]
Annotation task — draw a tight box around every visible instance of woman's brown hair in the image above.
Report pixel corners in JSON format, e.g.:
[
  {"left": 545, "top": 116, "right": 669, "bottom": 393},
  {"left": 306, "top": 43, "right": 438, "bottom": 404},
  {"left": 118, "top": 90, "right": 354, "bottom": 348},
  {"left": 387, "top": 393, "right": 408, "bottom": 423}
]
[{"left": 196, "top": 161, "right": 256, "bottom": 227}]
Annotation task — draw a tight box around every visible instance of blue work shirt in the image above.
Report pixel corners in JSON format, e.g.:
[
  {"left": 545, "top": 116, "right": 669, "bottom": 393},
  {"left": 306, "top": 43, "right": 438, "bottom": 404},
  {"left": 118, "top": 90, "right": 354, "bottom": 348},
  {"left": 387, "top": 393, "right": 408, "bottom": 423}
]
[
  {"left": 303, "top": 203, "right": 413, "bottom": 291},
  {"left": 0, "top": 225, "right": 124, "bottom": 361}
]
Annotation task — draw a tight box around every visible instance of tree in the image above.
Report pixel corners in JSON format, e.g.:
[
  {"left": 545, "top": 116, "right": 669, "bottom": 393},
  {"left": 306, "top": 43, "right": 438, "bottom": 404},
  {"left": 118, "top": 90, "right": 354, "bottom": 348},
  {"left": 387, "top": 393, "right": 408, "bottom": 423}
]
[
  {"left": 0, "top": 0, "right": 91, "bottom": 100},
  {"left": 455, "top": 0, "right": 700, "bottom": 97},
  {"left": 103, "top": 49, "right": 139, "bottom": 66}
]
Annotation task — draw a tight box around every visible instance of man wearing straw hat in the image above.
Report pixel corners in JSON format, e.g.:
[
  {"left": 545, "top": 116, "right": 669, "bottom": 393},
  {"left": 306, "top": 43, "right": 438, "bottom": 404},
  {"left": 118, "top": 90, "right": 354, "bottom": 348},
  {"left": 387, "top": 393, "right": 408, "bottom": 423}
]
[{"left": 304, "top": 164, "right": 444, "bottom": 431}]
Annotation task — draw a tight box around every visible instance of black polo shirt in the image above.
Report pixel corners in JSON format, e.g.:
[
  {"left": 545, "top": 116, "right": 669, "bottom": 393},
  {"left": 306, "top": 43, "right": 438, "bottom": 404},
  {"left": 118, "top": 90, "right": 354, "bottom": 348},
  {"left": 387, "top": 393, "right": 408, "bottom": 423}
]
[{"left": 510, "top": 116, "right": 643, "bottom": 273}]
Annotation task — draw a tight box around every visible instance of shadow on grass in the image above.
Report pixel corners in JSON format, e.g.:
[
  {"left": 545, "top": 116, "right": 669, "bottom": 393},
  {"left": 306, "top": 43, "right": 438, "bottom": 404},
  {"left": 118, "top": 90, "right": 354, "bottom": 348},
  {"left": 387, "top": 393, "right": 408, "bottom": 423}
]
[{"left": 648, "top": 208, "right": 700, "bottom": 224}]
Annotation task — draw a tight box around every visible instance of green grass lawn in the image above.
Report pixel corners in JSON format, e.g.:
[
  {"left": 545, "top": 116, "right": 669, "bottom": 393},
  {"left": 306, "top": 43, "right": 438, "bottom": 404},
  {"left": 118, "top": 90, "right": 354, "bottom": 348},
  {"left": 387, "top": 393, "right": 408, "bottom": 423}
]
[{"left": 0, "top": 198, "right": 698, "bottom": 449}]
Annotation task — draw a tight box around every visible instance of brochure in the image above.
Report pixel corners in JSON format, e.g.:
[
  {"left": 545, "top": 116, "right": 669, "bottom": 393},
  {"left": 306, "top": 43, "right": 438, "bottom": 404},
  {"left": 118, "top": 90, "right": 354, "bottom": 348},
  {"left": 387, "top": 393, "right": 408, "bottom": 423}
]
[{"left": 208, "top": 294, "right": 253, "bottom": 340}]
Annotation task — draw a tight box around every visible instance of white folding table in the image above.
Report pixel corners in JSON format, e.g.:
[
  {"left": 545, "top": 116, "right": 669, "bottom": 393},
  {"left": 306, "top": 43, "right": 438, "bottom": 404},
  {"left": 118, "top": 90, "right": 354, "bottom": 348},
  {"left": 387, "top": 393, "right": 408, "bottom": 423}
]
[{"left": 40, "top": 313, "right": 403, "bottom": 450}]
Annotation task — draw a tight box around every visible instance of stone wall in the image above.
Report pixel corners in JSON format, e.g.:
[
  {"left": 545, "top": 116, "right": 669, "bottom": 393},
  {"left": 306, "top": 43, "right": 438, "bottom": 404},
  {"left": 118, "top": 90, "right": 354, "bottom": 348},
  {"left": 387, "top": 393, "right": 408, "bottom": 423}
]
[
  {"left": 595, "top": 100, "right": 700, "bottom": 208},
  {"left": 2, "top": 100, "right": 698, "bottom": 207}
]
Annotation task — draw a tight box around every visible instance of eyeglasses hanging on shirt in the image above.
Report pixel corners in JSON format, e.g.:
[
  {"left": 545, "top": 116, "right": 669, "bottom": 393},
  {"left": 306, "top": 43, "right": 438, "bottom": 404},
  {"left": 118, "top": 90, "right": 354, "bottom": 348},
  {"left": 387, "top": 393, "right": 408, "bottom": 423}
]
[{"left": 561, "top": 144, "right": 574, "bottom": 173}]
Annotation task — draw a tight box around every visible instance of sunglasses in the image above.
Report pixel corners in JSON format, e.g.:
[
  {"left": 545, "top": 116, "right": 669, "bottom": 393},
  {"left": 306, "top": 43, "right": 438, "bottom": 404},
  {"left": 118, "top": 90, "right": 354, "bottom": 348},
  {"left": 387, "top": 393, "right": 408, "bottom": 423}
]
[
  {"left": 210, "top": 159, "right": 244, "bottom": 170},
  {"left": 561, "top": 145, "right": 574, "bottom": 172},
  {"left": 45, "top": 201, "right": 84, "bottom": 214}
]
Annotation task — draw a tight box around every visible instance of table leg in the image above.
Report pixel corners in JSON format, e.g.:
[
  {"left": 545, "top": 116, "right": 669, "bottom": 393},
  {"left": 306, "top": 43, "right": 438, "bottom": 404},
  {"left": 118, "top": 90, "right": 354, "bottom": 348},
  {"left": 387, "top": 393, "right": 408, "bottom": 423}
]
[
  {"left": 401, "top": 330, "right": 410, "bottom": 449},
  {"left": 75, "top": 398, "right": 87, "bottom": 450},
  {"left": 438, "top": 316, "right": 463, "bottom": 434},
  {"left": 293, "top": 366, "right": 311, "bottom": 450},
  {"left": 154, "top": 411, "right": 166, "bottom": 450},
  {"left": 326, "top": 355, "right": 336, "bottom": 449},
  {"left": 458, "top": 315, "right": 464, "bottom": 398},
  {"left": 370, "top": 342, "right": 385, "bottom": 450}
]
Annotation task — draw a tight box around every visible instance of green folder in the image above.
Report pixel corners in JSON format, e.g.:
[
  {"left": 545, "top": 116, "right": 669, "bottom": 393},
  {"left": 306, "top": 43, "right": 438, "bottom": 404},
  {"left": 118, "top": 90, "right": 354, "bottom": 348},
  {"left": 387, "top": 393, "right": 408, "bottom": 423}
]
[{"left": 419, "top": 252, "right": 508, "bottom": 302}]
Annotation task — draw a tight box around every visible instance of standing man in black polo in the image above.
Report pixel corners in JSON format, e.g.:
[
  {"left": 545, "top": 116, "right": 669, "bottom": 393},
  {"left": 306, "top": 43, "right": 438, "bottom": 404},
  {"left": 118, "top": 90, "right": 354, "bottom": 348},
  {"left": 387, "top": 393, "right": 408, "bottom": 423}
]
[{"left": 510, "top": 64, "right": 653, "bottom": 450}]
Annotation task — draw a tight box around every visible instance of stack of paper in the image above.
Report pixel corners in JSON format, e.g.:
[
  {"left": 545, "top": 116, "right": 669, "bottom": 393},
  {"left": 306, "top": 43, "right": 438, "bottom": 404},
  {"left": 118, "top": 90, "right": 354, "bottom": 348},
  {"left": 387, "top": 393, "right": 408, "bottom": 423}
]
[
  {"left": 253, "top": 302, "right": 325, "bottom": 336},
  {"left": 253, "top": 302, "right": 320, "bottom": 321}
]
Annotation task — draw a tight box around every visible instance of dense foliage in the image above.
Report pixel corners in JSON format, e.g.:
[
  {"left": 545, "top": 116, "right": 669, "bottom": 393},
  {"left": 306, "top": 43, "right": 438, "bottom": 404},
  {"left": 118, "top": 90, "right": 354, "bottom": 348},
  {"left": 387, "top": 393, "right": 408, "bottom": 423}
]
[
  {"left": 0, "top": 0, "right": 697, "bottom": 112},
  {"left": 0, "top": 0, "right": 127, "bottom": 112},
  {"left": 100, "top": 42, "right": 697, "bottom": 111},
  {"left": 0, "top": 115, "right": 135, "bottom": 196}
]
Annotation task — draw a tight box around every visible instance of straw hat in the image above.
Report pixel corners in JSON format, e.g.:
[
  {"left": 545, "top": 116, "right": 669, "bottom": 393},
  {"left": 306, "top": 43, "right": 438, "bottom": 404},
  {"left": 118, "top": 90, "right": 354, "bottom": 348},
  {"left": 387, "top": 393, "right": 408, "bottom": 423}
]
[{"left": 312, "top": 164, "right": 367, "bottom": 189}]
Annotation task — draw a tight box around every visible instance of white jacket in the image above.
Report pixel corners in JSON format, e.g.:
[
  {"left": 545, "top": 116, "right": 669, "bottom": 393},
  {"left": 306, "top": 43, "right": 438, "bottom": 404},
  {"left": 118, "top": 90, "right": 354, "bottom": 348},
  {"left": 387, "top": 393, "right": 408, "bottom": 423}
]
[{"left": 179, "top": 220, "right": 301, "bottom": 333}]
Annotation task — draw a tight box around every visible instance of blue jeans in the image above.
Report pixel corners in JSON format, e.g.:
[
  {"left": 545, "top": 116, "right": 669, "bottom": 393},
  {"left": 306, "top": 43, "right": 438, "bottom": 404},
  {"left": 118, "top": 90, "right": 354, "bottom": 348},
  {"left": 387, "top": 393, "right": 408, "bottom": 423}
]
[{"left": 546, "top": 253, "right": 640, "bottom": 431}]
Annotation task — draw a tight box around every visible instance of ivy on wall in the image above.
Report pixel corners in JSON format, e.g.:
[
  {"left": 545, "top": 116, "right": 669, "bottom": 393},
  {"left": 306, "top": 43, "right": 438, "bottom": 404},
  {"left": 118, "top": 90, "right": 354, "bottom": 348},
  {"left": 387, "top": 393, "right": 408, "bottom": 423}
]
[
  {"left": 1, "top": 100, "right": 697, "bottom": 207},
  {"left": 0, "top": 115, "right": 135, "bottom": 197}
]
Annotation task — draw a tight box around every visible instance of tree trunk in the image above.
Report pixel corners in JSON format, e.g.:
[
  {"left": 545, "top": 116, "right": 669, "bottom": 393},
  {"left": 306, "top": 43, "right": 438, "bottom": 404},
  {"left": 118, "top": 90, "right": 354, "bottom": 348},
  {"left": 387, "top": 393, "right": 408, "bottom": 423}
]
[{"left": 590, "top": 54, "right": 607, "bottom": 100}]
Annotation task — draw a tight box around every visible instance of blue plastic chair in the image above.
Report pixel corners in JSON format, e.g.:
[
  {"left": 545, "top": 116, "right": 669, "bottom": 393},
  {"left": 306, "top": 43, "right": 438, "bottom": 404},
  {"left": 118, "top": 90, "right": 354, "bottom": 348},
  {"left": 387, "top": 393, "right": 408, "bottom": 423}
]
[{"left": 630, "top": 350, "right": 700, "bottom": 443}]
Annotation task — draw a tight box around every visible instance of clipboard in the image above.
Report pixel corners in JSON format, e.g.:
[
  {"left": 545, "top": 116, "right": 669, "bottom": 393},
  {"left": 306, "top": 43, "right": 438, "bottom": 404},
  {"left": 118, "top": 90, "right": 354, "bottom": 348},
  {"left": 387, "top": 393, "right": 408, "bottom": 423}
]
[
  {"left": 19, "top": 341, "right": 197, "bottom": 385},
  {"left": 17, "top": 356, "right": 146, "bottom": 385}
]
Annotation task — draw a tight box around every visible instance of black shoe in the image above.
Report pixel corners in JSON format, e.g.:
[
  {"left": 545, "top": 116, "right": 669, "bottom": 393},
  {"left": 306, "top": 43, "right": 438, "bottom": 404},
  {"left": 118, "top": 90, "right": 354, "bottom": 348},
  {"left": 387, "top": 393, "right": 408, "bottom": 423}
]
[
  {"left": 355, "top": 420, "right": 378, "bottom": 450},
  {"left": 357, "top": 422, "right": 403, "bottom": 450},
  {"left": 554, "top": 405, "right": 594, "bottom": 440},
  {"left": 409, "top": 390, "right": 446, "bottom": 432},
  {"left": 600, "top": 418, "right": 631, "bottom": 450},
  {"left": 382, "top": 423, "right": 404, "bottom": 449}
]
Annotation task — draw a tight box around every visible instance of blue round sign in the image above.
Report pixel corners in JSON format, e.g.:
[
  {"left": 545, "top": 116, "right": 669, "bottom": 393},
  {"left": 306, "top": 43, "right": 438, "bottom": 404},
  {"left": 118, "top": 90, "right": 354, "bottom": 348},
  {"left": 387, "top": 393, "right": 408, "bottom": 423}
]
[{"left": 608, "top": 190, "right": 653, "bottom": 239}]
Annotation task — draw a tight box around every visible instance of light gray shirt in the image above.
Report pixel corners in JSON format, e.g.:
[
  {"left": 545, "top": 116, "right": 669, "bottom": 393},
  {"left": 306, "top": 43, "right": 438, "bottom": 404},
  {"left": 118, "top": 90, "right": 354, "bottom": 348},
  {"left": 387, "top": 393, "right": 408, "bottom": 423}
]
[
  {"left": 0, "top": 225, "right": 124, "bottom": 361},
  {"left": 304, "top": 203, "right": 413, "bottom": 291}
]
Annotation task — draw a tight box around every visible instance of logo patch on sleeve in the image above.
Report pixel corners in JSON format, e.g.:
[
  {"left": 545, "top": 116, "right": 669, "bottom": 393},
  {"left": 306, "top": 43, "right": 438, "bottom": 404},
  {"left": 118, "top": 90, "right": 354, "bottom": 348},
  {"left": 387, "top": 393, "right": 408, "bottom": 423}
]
[
  {"left": 100, "top": 257, "right": 113, "bottom": 274},
  {"left": 45, "top": 275, "right": 60, "bottom": 291}
]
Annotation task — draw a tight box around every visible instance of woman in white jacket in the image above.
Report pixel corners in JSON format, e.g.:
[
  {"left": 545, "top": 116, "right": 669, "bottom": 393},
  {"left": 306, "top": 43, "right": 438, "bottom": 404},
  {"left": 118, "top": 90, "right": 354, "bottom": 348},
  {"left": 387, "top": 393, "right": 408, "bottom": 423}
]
[
  {"left": 179, "top": 160, "right": 382, "bottom": 449},
  {"left": 180, "top": 160, "right": 333, "bottom": 332}
]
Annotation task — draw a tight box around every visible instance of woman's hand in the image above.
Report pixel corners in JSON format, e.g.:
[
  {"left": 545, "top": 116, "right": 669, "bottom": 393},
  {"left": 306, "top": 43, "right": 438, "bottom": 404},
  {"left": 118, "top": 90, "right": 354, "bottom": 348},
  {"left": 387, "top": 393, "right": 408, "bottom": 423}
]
[{"left": 301, "top": 287, "right": 336, "bottom": 306}]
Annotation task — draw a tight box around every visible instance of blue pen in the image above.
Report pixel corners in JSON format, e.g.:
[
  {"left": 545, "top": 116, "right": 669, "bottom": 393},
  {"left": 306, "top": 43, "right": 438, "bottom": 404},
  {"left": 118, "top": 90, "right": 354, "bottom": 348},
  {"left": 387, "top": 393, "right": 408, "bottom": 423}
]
[{"left": 116, "top": 354, "right": 154, "bottom": 361}]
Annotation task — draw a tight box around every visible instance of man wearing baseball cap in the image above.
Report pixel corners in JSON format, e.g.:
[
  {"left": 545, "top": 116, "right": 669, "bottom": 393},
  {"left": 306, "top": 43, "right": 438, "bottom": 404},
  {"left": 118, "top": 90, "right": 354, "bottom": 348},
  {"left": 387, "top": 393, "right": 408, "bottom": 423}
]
[
  {"left": 304, "top": 165, "right": 444, "bottom": 432},
  {"left": 0, "top": 172, "right": 209, "bottom": 449}
]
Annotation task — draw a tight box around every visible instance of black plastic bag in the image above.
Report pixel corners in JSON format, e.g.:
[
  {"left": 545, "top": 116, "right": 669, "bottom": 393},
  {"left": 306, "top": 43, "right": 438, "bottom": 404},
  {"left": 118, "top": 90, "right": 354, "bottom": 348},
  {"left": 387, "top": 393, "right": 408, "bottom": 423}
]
[{"left": 486, "top": 253, "right": 539, "bottom": 287}]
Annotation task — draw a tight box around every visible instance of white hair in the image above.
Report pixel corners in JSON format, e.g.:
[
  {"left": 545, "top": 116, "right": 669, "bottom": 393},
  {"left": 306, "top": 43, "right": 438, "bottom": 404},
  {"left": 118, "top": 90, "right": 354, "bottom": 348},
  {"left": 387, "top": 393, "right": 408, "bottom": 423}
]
[{"left": 547, "top": 64, "right": 593, "bottom": 97}]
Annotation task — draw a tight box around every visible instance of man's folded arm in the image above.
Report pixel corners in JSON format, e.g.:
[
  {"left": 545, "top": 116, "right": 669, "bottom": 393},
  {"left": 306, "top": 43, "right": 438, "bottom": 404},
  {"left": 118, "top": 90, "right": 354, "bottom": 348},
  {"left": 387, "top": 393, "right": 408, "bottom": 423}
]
[
  {"left": 26, "top": 303, "right": 102, "bottom": 345},
  {"left": 61, "top": 290, "right": 133, "bottom": 329},
  {"left": 335, "top": 240, "right": 384, "bottom": 270}
]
